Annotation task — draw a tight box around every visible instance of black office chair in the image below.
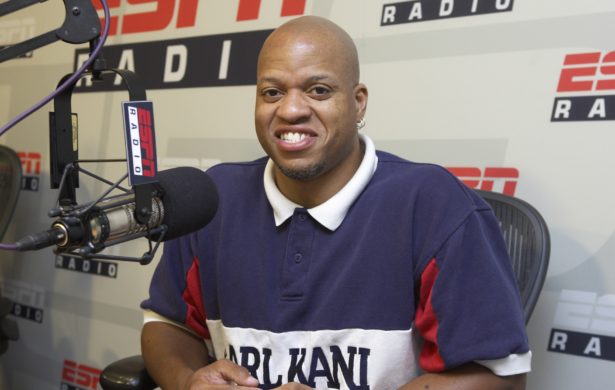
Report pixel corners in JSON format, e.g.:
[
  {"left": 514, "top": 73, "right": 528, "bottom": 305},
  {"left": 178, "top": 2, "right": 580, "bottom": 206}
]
[
  {"left": 0, "top": 144, "right": 22, "bottom": 354},
  {"left": 0, "top": 145, "right": 21, "bottom": 240},
  {"left": 475, "top": 189, "right": 550, "bottom": 323},
  {"left": 100, "top": 189, "right": 551, "bottom": 389}
]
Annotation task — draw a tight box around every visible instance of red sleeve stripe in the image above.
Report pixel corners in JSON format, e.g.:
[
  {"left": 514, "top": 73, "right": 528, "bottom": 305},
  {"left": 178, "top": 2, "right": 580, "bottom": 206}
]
[
  {"left": 182, "top": 257, "right": 210, "bottom": 339},
  {"left": 414, "top": 257, "right": 446, "bottom": 372}
]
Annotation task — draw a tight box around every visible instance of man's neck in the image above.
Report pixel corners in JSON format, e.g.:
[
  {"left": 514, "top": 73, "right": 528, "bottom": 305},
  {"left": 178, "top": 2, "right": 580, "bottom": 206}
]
[{"left": 274, "top": 140, "right": 365, "bottom": 209}]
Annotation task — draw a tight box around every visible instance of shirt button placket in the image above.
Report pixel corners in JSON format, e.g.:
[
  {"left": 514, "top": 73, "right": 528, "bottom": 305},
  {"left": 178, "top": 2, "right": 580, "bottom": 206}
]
[{"left": 280, "top": 209, "right": 314, "bottom": 299}]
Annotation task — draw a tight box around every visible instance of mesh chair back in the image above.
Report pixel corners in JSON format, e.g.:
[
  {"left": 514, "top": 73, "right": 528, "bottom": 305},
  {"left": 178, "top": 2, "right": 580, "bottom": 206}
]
[
  {"left": 0, "top": 144, "right": 22, "bottom": 240},
  {"left": 476, "top": 190, "right": 550, "bottom": 323},
  {"left": 0, "top": 144, "right": 22, "bottom": 354}
]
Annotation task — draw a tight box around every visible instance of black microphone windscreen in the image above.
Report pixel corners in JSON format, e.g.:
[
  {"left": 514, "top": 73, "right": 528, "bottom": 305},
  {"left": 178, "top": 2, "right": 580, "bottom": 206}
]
[{"left": 155, "top": 167, "right": 219, "bottom": 240}]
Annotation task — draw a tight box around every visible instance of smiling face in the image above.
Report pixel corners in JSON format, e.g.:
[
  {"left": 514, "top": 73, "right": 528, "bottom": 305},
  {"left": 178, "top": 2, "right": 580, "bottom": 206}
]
[{"left": 255, "top": 17, "right": 368, "bottom": 198}]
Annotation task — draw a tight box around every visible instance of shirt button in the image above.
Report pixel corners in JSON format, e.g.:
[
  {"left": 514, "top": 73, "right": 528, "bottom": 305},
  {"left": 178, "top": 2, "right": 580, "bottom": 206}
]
[
  {"left": 294, "top": 253, "right": 303, "bottom": 263},
  {"left": 299, "top": 214, "right": 306, "bottom": 221}
]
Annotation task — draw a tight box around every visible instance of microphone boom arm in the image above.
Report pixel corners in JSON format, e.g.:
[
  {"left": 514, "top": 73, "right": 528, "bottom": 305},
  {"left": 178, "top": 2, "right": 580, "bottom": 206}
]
[
  {"left": 1, "top": 1, "right": 165, "bottom": 264},
  {"left": 0, "top": 0, "right": 101, "bottom": 63}
]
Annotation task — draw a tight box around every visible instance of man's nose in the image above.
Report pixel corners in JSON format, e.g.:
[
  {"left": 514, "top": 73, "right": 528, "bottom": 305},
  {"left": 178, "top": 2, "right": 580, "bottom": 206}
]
[{"left": 277, "top": 90, "right": 311, "bottom": 122}]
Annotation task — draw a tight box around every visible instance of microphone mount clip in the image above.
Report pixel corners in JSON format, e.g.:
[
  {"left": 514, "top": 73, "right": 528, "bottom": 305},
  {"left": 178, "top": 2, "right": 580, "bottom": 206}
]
[{"left": 51, "top": 161, "right": 166, "bottom": 265}]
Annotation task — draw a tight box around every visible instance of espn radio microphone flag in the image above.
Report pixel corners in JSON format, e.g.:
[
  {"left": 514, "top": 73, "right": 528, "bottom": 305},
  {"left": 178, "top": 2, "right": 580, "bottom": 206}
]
[
  {"left": 122, "top": 100, "right": 158, "bottom": 186},
  {"left": 14, "top": 167, "right": 219, "bottom": 252}
]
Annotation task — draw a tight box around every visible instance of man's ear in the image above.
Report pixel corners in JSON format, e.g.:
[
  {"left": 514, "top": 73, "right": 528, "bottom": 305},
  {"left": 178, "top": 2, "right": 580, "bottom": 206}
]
[{"left": 354, "top": 83, "right": 368, "bottom": 120}]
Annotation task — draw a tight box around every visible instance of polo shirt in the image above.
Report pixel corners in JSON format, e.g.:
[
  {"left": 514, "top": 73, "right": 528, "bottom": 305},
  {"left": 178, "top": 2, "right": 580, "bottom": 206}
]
[{"left": 142, "top": 134, "right": 530, "bottom": 389}]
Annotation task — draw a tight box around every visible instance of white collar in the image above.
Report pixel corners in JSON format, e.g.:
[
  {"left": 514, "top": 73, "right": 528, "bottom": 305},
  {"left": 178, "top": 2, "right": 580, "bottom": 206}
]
[{"left": 263, "top": 133, "right": 378, "bottom": 231}]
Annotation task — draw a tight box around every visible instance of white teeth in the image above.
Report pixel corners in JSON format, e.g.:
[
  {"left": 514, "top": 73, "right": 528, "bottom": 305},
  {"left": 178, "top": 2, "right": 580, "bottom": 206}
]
[{"left": 280, "top": 132, "right": 307, "bottom": 143}]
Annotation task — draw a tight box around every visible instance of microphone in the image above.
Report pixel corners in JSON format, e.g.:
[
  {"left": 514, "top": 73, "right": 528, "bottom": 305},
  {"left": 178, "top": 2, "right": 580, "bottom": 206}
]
[{"left": 14, "top": 167, "right": 218, "bottom": 253}]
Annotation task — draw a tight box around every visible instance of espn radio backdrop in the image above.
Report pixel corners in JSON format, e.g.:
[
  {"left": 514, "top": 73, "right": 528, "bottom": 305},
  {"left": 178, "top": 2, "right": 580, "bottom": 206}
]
[{"left": 1, "top": 1, "right": 615, "bottom": 389}]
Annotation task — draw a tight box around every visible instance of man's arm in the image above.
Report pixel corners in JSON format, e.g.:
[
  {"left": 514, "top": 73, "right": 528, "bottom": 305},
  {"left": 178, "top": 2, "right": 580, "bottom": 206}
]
[
  {"left": 141, "top": 321, "right": 209, "bottom": 389},
  {"left": 399, "top": 363, "right": 526, "bottom": 390},
  {"left": 141, "top": 321, "right": 259, "bottom": 389}
]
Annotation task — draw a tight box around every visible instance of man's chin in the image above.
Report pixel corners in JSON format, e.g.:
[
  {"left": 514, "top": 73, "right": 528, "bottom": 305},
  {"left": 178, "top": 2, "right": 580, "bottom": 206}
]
[{"left": 276, "top": 162, "right": 325, "bottom": 181}]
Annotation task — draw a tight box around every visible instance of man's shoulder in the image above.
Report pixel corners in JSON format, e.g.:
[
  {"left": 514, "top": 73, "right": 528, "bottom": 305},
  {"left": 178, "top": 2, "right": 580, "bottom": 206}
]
[
  {"left": 200, "top": 157, "right": 269, "bottom": 201},
  {"left": 372, "top": 150, "right": 487, "bottom": 210},
  {"left": 375, "top": 150, "right": 459, "bottom": 185}
]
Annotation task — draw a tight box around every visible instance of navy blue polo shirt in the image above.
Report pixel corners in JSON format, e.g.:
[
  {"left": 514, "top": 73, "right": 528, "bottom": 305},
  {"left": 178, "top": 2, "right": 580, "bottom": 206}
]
[{"left": 142, "top": 135, "right": 530, "bottom": 389}]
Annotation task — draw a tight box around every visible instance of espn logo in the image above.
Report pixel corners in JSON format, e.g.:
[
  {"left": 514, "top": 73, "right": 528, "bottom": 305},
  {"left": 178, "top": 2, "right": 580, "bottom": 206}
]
[
  {"left": 381, "top": 0, "right": 513, "bottom": 26},
  {"left": 134, "top": 106, "right": 156, "bottom": 178},
  {"left": 446, "top": 167, "right": 518, "bottom": 196},
  {"left": 93, "top": 0, "right": 306, "bottom": 35},
  {"left": 77, "top": 0, "right": 306, "bottom": 91},
  {"left": 552, "top": 51, "right": 615, "bottom": 121},
  {"left": 548, "top": 289, "right": 615, "bottom": 362},
  {"left": 55, "top": 256, "right": 118, "bottom": 279},
  {"left": 61, "top": 359, "right": 102, "bottom": 390},
  {"left": 124, "top": 102, "right": 157, "bottom": 184},
  {"left": 17, "top": 151, "right": 40, "bottom": 191},
  {"left": 0, "top": 279, "right": 45, "bottom": 323}
]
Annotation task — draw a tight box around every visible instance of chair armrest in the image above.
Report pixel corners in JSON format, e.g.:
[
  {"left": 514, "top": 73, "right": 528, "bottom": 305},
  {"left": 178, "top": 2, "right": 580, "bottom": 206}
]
[
  {"left": 99, "top": 355, "right": 157, "bottom": 390},
  {"left": 0, "top": 296, "right": 19, "bottom": 355}
]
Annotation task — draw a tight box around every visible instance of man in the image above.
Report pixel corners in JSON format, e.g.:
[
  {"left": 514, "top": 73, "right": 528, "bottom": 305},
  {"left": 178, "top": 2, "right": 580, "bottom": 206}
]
[{"left": 141, "top": 16, "right": 530, "bottom": 389}]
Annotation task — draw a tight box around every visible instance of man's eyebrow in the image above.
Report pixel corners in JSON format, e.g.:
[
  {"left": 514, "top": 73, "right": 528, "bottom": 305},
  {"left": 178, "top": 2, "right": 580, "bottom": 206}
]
[
  {"left": 257, "top": 76, "right": 280, "bottom": 84},
  {"left": 257, "top": 75, "right": 334, "bottom": 84},
  {"left": 305, "top": 75, "right": 333, "bottom": 83}
]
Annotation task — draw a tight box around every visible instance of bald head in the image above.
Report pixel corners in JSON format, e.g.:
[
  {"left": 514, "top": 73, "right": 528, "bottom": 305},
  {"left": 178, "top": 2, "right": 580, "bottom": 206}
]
[
  {"left": 257, "top": 16, "right": 361, "bottom": 85},
  {"left": 253, "top": 16, "right": 368, "bottom": 202}
]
